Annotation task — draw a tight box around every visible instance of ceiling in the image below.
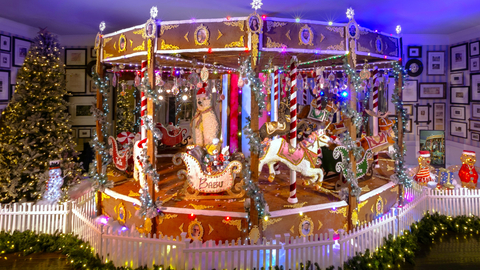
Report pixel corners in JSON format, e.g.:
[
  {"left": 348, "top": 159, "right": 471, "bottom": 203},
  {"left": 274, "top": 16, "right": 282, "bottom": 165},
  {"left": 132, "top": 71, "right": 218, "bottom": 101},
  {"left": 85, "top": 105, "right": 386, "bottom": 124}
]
[{"left": 1, "top": 0, "right": 480, "bottom": 36}]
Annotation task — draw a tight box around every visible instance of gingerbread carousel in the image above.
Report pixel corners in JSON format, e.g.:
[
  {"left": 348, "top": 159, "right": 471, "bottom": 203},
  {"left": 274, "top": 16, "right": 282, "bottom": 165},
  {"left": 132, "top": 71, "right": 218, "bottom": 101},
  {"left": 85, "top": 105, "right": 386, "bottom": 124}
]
[{"left": 90, "top": 2, "right": 408, "bottom": 243}]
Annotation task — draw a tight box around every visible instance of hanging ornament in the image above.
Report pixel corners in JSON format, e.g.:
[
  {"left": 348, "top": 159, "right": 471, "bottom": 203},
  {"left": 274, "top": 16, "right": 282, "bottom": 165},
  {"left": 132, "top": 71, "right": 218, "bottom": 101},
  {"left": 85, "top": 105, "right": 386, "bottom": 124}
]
[
  {"left": 328, "top": 72, "right": 335, "bottom": 82},
  {"left": 134, "top": 71, "right": 140, "bottom": 87},
  {"left": 200, "top": 66, "right": 209, "bottom": 82},
  {"left": 238, "top": 76, "right": 245, "bottom": 88},
  {"left": 155, "top": 73, "right": 162, "bottom": 86},
  {"left": 120, "top": 82, "right": 126, "bottom": 96}
]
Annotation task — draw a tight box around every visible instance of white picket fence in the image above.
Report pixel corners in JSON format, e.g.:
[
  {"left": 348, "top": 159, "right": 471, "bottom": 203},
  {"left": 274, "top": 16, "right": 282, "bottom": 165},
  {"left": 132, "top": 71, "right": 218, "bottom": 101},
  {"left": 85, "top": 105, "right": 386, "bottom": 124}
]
[{"left": 1, "top": 185, "right": 480, "bottom": 269}]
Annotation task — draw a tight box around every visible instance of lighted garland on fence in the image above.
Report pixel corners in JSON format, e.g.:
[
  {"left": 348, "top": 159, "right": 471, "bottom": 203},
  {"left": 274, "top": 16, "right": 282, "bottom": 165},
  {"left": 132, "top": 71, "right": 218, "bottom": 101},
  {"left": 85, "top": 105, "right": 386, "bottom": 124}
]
[
  {"left": 389, "top": 62, "right": 411, "bottom": 188},
  {"left": 89, "top": 73, "right": 113, "bottom": 192}
]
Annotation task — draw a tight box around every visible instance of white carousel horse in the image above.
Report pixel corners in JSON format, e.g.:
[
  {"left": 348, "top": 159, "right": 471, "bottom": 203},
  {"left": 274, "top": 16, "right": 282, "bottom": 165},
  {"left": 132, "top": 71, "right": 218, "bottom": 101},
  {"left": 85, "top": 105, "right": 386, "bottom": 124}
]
[{"left": 258, "top": 128, "right": 332, "bottom": 189}]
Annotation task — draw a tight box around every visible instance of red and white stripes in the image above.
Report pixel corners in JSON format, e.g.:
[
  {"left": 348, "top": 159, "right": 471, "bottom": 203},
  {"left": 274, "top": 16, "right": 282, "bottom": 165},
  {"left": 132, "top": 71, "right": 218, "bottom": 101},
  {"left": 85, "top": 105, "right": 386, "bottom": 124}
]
[
  {"left": 274, "top": 66, "right": 279, "bottom": 122},
  {"left": 372, "top": 66, "right": 379, "bottom": 168},
  {"left": 316, "top": 69, "right": 322, "bottom": 108},
  {"left": 289, "top": 60, "right": 298, "bottom": 203},
  {"left": 302, "top": 74, "right": 308, "bottom": 105},
  {"left": 140, "top": 60, "right": 148, "bottom": 139}
]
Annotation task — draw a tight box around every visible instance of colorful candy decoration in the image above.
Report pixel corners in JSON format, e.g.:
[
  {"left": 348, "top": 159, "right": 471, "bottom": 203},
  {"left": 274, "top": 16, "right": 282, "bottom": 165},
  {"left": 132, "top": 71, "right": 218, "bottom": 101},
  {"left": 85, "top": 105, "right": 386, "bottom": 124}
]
[
  {"left": 414, "top": 151, "right": 433, "bottom": 185},
  {"left": 458, "top": 150, "right": 478, "bottom": 189},
  {"left": 117, "top": 131, "right": 135, "bottom": 145}
]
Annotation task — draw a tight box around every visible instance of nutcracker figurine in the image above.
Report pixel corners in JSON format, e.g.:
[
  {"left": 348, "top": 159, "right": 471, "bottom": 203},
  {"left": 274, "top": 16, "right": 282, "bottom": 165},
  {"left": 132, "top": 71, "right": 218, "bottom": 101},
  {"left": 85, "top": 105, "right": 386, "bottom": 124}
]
[
  {"left": 414, "top": 151, "right": 434, "bottom": 185},
  {"left": 458, "top": 150, "right": 478, "bottom": 189}
]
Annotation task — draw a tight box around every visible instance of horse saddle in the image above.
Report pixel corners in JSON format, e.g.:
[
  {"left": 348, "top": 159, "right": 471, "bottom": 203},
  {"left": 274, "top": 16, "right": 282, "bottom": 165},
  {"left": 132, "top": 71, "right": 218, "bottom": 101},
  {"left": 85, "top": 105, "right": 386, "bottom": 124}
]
[{"left": 266, "top": 121, "right": 287, "bottom": 135}]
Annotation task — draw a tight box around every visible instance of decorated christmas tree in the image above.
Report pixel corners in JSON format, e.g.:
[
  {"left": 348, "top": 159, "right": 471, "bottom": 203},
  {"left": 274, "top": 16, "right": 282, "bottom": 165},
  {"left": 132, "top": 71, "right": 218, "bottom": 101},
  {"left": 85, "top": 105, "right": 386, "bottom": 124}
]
[{"left": 0, "top": 29, "right": 82, "bottom": 203}]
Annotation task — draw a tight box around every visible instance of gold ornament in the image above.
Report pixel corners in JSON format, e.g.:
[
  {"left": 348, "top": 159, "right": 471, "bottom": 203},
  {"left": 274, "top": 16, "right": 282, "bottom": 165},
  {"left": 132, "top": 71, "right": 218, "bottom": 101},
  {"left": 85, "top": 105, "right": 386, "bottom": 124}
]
[
  {"left": 222, "top": 219, "right": 242, "bottom": 231},
  {"left": 249, "top": 225, "right": 260, "bottom": 244}
]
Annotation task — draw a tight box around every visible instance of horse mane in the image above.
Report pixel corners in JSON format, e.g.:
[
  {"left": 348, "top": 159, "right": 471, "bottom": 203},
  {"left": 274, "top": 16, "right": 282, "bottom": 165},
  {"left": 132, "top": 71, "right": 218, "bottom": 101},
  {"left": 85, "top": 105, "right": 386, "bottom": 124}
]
[{"left": 300, "top": 132, "right": 318, "bottom": 148}]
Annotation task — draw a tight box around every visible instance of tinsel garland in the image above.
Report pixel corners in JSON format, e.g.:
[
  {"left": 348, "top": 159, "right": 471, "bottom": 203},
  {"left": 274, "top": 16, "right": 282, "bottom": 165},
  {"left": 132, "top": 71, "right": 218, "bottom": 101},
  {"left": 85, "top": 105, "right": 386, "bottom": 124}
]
[
  {"left": 241, "top": 58, "right": 268, "bottom": 115},
  {"left": 88, "top": 73, "right": 113, "bottom": 192},
  {"left": 389, "top": 62, "right": 411, "bottom": 188},
  {"left": 138, "top": 72, "right": 163, "bottom": 106}
]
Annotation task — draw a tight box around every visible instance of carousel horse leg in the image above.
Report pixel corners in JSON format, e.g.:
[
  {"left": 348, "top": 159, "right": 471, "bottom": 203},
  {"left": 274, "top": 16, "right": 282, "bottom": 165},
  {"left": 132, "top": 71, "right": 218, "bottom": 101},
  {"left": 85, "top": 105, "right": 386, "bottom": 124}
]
[{"left": 267, "top": 162, "right": 276, "bottom": 182}]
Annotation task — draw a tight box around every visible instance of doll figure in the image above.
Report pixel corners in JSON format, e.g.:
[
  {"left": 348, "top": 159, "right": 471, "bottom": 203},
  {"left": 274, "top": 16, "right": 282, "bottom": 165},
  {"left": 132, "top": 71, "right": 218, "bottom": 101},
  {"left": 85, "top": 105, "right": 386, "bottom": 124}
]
[
  {"left": 414, "top": 151, "right": 434, "bottom": 185},
  {"left": 458, "top": 150, "right": 478, "bottom": 189}
]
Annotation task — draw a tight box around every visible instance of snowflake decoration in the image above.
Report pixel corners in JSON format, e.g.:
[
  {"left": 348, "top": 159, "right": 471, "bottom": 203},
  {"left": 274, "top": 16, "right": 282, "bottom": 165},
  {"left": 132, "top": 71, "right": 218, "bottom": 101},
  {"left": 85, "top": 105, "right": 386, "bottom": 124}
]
[
  {"left": 346, "top": 7, "right": 355, "bottom": 20},
  {"left": 251, "top": 0, "right": 263, "bottom": 10},
  {"left": 99, "top": 21, "right": 106, "bottom": 32},
  {"left": 396, "top": 25, "right": 402, "bottom": 35},
  {"left": 150, "top": 6, "right": 158, "bottom": 19}
]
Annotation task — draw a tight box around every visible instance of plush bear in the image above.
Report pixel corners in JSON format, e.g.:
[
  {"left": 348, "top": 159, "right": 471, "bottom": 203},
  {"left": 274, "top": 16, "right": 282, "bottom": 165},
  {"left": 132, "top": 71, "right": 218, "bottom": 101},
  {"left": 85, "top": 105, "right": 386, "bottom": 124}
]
[{"left": 191, "top": 85, "right": 220, "bottom": 147}]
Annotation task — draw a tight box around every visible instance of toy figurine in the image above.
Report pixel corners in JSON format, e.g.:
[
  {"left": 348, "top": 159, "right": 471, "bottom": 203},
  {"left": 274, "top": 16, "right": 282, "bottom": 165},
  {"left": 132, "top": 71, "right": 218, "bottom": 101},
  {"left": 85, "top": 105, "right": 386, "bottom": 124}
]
[
  {"left": 458, "top": 150, "right": 478, "bottom": 189},
  {"left": 414, "top": 151, "right": 434, "bottom": 185}
]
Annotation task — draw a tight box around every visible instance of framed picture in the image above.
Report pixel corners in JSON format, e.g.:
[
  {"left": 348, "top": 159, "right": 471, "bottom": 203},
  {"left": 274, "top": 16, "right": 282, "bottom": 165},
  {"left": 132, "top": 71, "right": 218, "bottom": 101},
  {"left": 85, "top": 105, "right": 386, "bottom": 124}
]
[
  {"left": 405, "top": 59, "right": 423, "bottom": 77},
  {"left": 408, "top": 46, "right": 422, "bottom": 58},
  {"left": 144, "top": 18, "right": 157, "bottom": 39},
  {"left": 450, "top": 72, "right": 464, "bottom": 85},
  {"left": 0, "top": 70, "right": 10, "bottom": 102},
  {"left": 78, "top": 128, "right": 91, "bottom": 138},
  {"left": 472, "top": 132, "right": 480, "bottom": 142},
  {"left": 194, "top": 25, "right": 209, "bottom": 46},
  {"left": 13, "top": 37, "right": 32, "bottom": 67},
  {"left": 450, "top": 43, "right": 468, "bottom": 71},
  {"left": 419, "top": 130, "right": 445, "bottom": 168},
  {"left": 471, "top": 57, "right": 480, "bottom": 72},
  {"left": 0, "top": 53, "right": 10, "bottom": 69},
  {"left": 405, "top": 119, "right": 413, "bottom": 133},
  {"left": 91, "top": 47, "right": 97, "bottom": 58},
  {"left": 417, "top": 125, "right": 429, "bottom": 136},
  {"left": 470, "top": 41, "right": 480, "bottom": 57},
  {"left": 470, "top": 119, "right": 480, "bottom": 132},
  {"left": 402, "top": 80, "right": 418, "bottom": 102},
  {"left": 404, "top": 104, "right": 414, "bottom": 115},
  {"left": 427, "top": 51, "right": 445, "bottom": 75},
  {"left": 451, "top": 121, "right": 468, "bottom": 138},
  {"left": 415, "top": 104, "right": 431, "bottom": 125},
  {"left": 450, "top": 86, "right": 470, "bottom": 104},
  {"left": 470, "top": 74, "right": 480, "bottom": 101},
  {"left": 299, "top": 25, "right": 314, "bottom": 46},
  {"left": 68, "top": 96, "right": 96, "bottom": 126},
  {"left": 450, "top": 106, "right": 466, "bottom": 120},
  {"left": 433, "top": 103, "right": 445, "bottom": 130},
  {"left": 65, "top": 48, "right": 87, "bottom": 66},
  {"left": 247, "top": 13, "right": 262, "bottom": 34},
  {"left": 419, "top": 83, "right": 446, "bottom": 99},
  {"left": 0, "top": 35, "right": 11, "bottom": 52},
  {"left": 65, "top": 68, "right": 86, "bottom": 93},
  {"left": 472, "top": 104, "right": 480, "bottom": 119}
]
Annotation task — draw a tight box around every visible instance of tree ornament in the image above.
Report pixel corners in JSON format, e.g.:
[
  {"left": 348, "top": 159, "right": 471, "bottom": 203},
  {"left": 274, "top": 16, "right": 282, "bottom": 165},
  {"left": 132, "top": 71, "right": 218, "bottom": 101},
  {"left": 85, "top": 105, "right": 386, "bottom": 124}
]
[
  {"left": 458, "top": 150, "right": 478, "bottom": 189},
  {"left": 200, "top": 66, "right": 209, "bottom": 82},
  {"left": 134, "top": 71, "right": 141, "bottom": 87}
]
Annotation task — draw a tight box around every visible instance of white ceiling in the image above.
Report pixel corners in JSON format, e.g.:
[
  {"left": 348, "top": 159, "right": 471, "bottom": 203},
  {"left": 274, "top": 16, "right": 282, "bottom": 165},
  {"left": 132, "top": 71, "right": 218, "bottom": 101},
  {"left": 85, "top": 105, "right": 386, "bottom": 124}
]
[{"left": 1, "top": 0, "right": 479, "bottom": 36}]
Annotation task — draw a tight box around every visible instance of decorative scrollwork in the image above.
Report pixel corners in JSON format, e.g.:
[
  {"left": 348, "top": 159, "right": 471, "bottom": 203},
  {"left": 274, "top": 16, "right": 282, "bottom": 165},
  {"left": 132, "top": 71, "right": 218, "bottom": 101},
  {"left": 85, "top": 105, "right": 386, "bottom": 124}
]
[
  {"left": 160, "top": 24, "right": 179, "bottom": 35},
  {"left": 266, "top": 37, "right": 287, "bottom": 48},
  {"left": 133, "top": 41, "right": 145, "bottom": 51},
  {"left": 160, "top": 39, "right": 180, "bottom": 50},
  {"left": 266, "top": 21, "right": 287, "bottom": 32},
  {"left": 133, "top": 28, "right": 144, "bottom": 35},
  {"left": 326, "top": 40, "right": 345, "bottom": 51},
  {"left": 357, "top": 43, "right": 370, "bottom": 52},
  {"left": 225, "top": 36, "right": 245, "bottom": 48},
  {"left": 103, "top": 37, "right": 112, "bottom": 47},
  {"left": 224, "top": 20, "right": 244, "bottom": 31},
  {"left": 327, "top": 26, "right": 344, "bottom": 38}
]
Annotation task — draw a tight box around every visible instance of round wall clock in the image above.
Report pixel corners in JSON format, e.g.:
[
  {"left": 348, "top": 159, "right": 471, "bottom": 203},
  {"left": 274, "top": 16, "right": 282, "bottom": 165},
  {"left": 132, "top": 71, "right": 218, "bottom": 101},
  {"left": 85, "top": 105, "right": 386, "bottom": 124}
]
[{"left": 405, "top": 59, "right": 423, "bottom": 77}]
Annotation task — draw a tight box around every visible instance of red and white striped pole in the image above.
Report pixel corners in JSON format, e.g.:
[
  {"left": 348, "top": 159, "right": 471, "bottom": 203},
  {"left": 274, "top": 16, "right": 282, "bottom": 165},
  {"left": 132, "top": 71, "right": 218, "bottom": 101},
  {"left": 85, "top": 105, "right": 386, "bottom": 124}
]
[
  {"left": 316, "top": 69, "right": 322, "bottom": 108},
  {"left": 274, "top": 66, "right": 279, "bottom": 122},
  {"left": 289, "top": 59, "right": 298, "bottom": 203},
  {"left": 372, "top": 66, "right": 379, "bottom": 168},
  {"left": 140, "top": 60, "right": 148, "bottom": 140},
  {"left": 302, "top": 74, "right": 308, "bottom": 105}
]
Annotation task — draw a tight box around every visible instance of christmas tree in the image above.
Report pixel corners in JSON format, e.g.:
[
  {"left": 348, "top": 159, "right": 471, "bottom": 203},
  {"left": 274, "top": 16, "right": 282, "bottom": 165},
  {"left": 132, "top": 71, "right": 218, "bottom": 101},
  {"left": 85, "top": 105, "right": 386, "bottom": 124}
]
[
  {"left": 0, "top": 29, "right": 82, "bottom": 203},
  {"left": 116, "top": 81, "right": 136, "bottom": 134}
]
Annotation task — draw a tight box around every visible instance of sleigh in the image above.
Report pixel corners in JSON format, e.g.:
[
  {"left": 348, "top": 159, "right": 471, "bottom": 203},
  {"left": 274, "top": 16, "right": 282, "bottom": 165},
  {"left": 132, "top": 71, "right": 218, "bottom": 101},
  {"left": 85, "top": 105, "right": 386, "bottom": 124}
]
[
  {"left": 172, "top": 150, "right": 244, "bottom": 200},
  {"left": 108, "top": 136, "right": 134, "bottom": 172},
  {"left": 156, "top": 124, "right": 190, "bottom": 147}
]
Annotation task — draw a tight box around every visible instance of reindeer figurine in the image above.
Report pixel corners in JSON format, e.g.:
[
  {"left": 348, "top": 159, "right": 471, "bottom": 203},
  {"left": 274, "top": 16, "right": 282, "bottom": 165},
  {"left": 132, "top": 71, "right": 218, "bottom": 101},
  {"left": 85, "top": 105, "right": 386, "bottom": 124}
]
[{"left": 259, "top": 98, "right": 291, "bottom": 140}]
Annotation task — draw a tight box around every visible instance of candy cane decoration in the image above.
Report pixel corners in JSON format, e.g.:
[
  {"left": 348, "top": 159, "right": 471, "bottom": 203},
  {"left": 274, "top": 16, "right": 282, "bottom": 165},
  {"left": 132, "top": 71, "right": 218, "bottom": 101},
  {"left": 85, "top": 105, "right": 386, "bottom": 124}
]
[
  {"left": 289, "top": 59, "right": 298, "bottom": 203},
  {"left": 302, "top": 74, "right": 308, "bottom": 105},
  {"left": 372, "top": 66, "right": 379, "bottom": 168},
  {"left": 274, "top": 66, "right": 279, "bottom": 121},
  {"left": 141, "top": 60, "right": 148, "bottom": 139}
]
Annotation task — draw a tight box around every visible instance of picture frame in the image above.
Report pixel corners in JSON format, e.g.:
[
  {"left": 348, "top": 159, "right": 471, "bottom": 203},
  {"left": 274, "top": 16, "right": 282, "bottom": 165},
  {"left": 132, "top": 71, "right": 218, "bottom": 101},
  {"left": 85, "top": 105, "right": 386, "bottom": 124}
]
[
  {"left": 68, "top": 95, "right": 96, "bottom": 126},
  {"left": 298, "top": 24, "right": 314, "bottom": 46},
  {"left": 472, "top": 132, "right": 480, "bottom": 142},
  {"left": 450, "top": 86, "right": 470, "bottom": 105},
  {"left": 0, "top": 52, "right": 10, "bottom": 69},
  {"left": 472, "top": 103, "right": 480, "bottom": 119},
  {"left": 470, "top": 73, "right": 480, "bottom": 101},
  {"left": 91, "top": 47, "right": 97, "bottom": 58},
  {"left": 405, "top": 119, "right": 413, "bottom": 133},
  {"left": 450, "top": 105, "right": 466, "bottom": 120},
  {"left": 404, "top": 104, "right": 414, "bottom": 116},
  {"left": 419, "top": 130, "right": 445, "bottom": 168},
  {"left": 144, "top": 18, "right": 157, "bottom": 39},
  {"left": 450, "top": 43, "right": 468, "bottom": 71},
  {"left": 470, "top": 41, "right": 480, "bottom": 57},
  {"left": 450, "top": 121, "right": 468, "bottom": 138},
  {"left": 427, "top": 51, "right": 445, "bottom": 75},
  {"left": 0, "top": 70, "right": 10, "bottom": 102},
  {"left": 194, "top": 24, "right": 210, "bottom": 46},
  {"left": 65, "top": 48, "right": 87, "bottom": 66},
  {"left": 402, "top": 80, "right": 418, "bottom": 102},
  {"left": 471, "top": 57, "right": 480, "bottom": 72},
  {"left": 78, "top": 128, "right": 91, "bottom": 138},
  {"left": 299, "top": 215, "right": 314, "bottom": 237},
  {"left": 247, "top": 13, "right": 263, "bottom": 34},
  {"left": 13, "top": 37, "right": 31, "bottom": 67},
  {"left": 469, "top": 119, "right": 480, "bottom": 132},
  {"left": 419, "top": 83, "right": 446, "bottom": 99},
  {"left": 405, "top": 59, "right": 423, "bottom": 77},
  {"left": 0, "top": 35, "right": 11, "bottom": 52},
  {"left": 450, "top": 72, "right": 464, "bottom": 85},
  {"left": 408, "top": 46, "right": 422, "bottom": 58},
  {"left": 415, "top": 103, "right": 431, "bottom": 125},
  {"left": 417, "top": 125, "right": 429, "bottom": 136},
  {"left": 433, "top": 102, "right": 445, "bottom": 130},
  {"left": 65, "top": 68, "right": 86, "bottom": 93}
]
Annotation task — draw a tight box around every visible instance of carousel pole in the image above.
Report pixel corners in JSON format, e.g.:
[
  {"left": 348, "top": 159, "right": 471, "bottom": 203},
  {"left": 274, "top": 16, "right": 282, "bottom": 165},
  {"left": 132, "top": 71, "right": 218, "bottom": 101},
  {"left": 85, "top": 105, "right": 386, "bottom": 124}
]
[
  {"left": 371, "top": 66, "right": 380, "bottom": 168},
  {"left": 302, "top": 74, "right": 308, "bottom": 106},
  {"left": 274, "top": 66, "right": 279, "bottom": 121},
  {"left": 397, "top": 50, "right": 405, "bottom": 207},
  {"left": 95, "top": 24, "right": 105, "bottom": 216},
  {"left": 288, "top": 59, "right": 298, "bottom": 203},
  {"left": 140, "top": 61, "right": 148, "bottom": 139}
]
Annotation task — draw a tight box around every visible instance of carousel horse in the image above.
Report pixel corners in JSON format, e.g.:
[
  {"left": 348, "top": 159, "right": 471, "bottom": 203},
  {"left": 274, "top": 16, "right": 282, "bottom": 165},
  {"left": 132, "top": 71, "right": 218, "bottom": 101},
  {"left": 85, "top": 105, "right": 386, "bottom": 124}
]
[
  {"left": 259, "top": 127, "right": 332, "bottom": 189},
  {"left": 259, "top": 98, "right": 291, "bottom": 140}
]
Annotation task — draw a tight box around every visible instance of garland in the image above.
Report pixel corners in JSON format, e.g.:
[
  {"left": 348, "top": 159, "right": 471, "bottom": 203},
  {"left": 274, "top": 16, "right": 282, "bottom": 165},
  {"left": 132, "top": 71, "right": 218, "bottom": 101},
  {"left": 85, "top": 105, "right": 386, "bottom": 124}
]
[{"left": 89, "top": 73, "right": 113, "bottom": 192}]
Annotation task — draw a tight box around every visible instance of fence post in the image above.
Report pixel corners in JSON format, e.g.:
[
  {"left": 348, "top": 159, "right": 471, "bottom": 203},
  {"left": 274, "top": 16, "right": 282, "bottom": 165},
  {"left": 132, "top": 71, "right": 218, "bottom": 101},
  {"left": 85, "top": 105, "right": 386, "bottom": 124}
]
[
  {"left": 328, "top": 229, "right": 335, "bottom": 267},
  {"left": 63, "top": 201, "right": 72, "bottom": 234},
  {"left": 338, "top": 229, "right": 345, "bottom": 265},
  {"left": 283, "top": 233, "right": 291, "bottom": 269}
]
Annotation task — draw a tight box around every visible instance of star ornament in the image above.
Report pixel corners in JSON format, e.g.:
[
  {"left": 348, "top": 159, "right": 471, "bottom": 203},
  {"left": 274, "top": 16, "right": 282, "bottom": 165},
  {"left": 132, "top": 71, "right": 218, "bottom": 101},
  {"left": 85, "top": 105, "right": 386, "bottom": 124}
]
[
  {"left": 150, "top": 6, "right": 158, "bottom": 19},
  {"left": 251, "top": 0, "right": 263, "bottom": 10},
  {"left": 346, "top": 7, "right": 355, "bottom": 20},
  {"left": 99, "top": 21, "right": 106, "bottom": 32},
  {"left": 396, "top": 25, "right": 402, "bottom": 35}
]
